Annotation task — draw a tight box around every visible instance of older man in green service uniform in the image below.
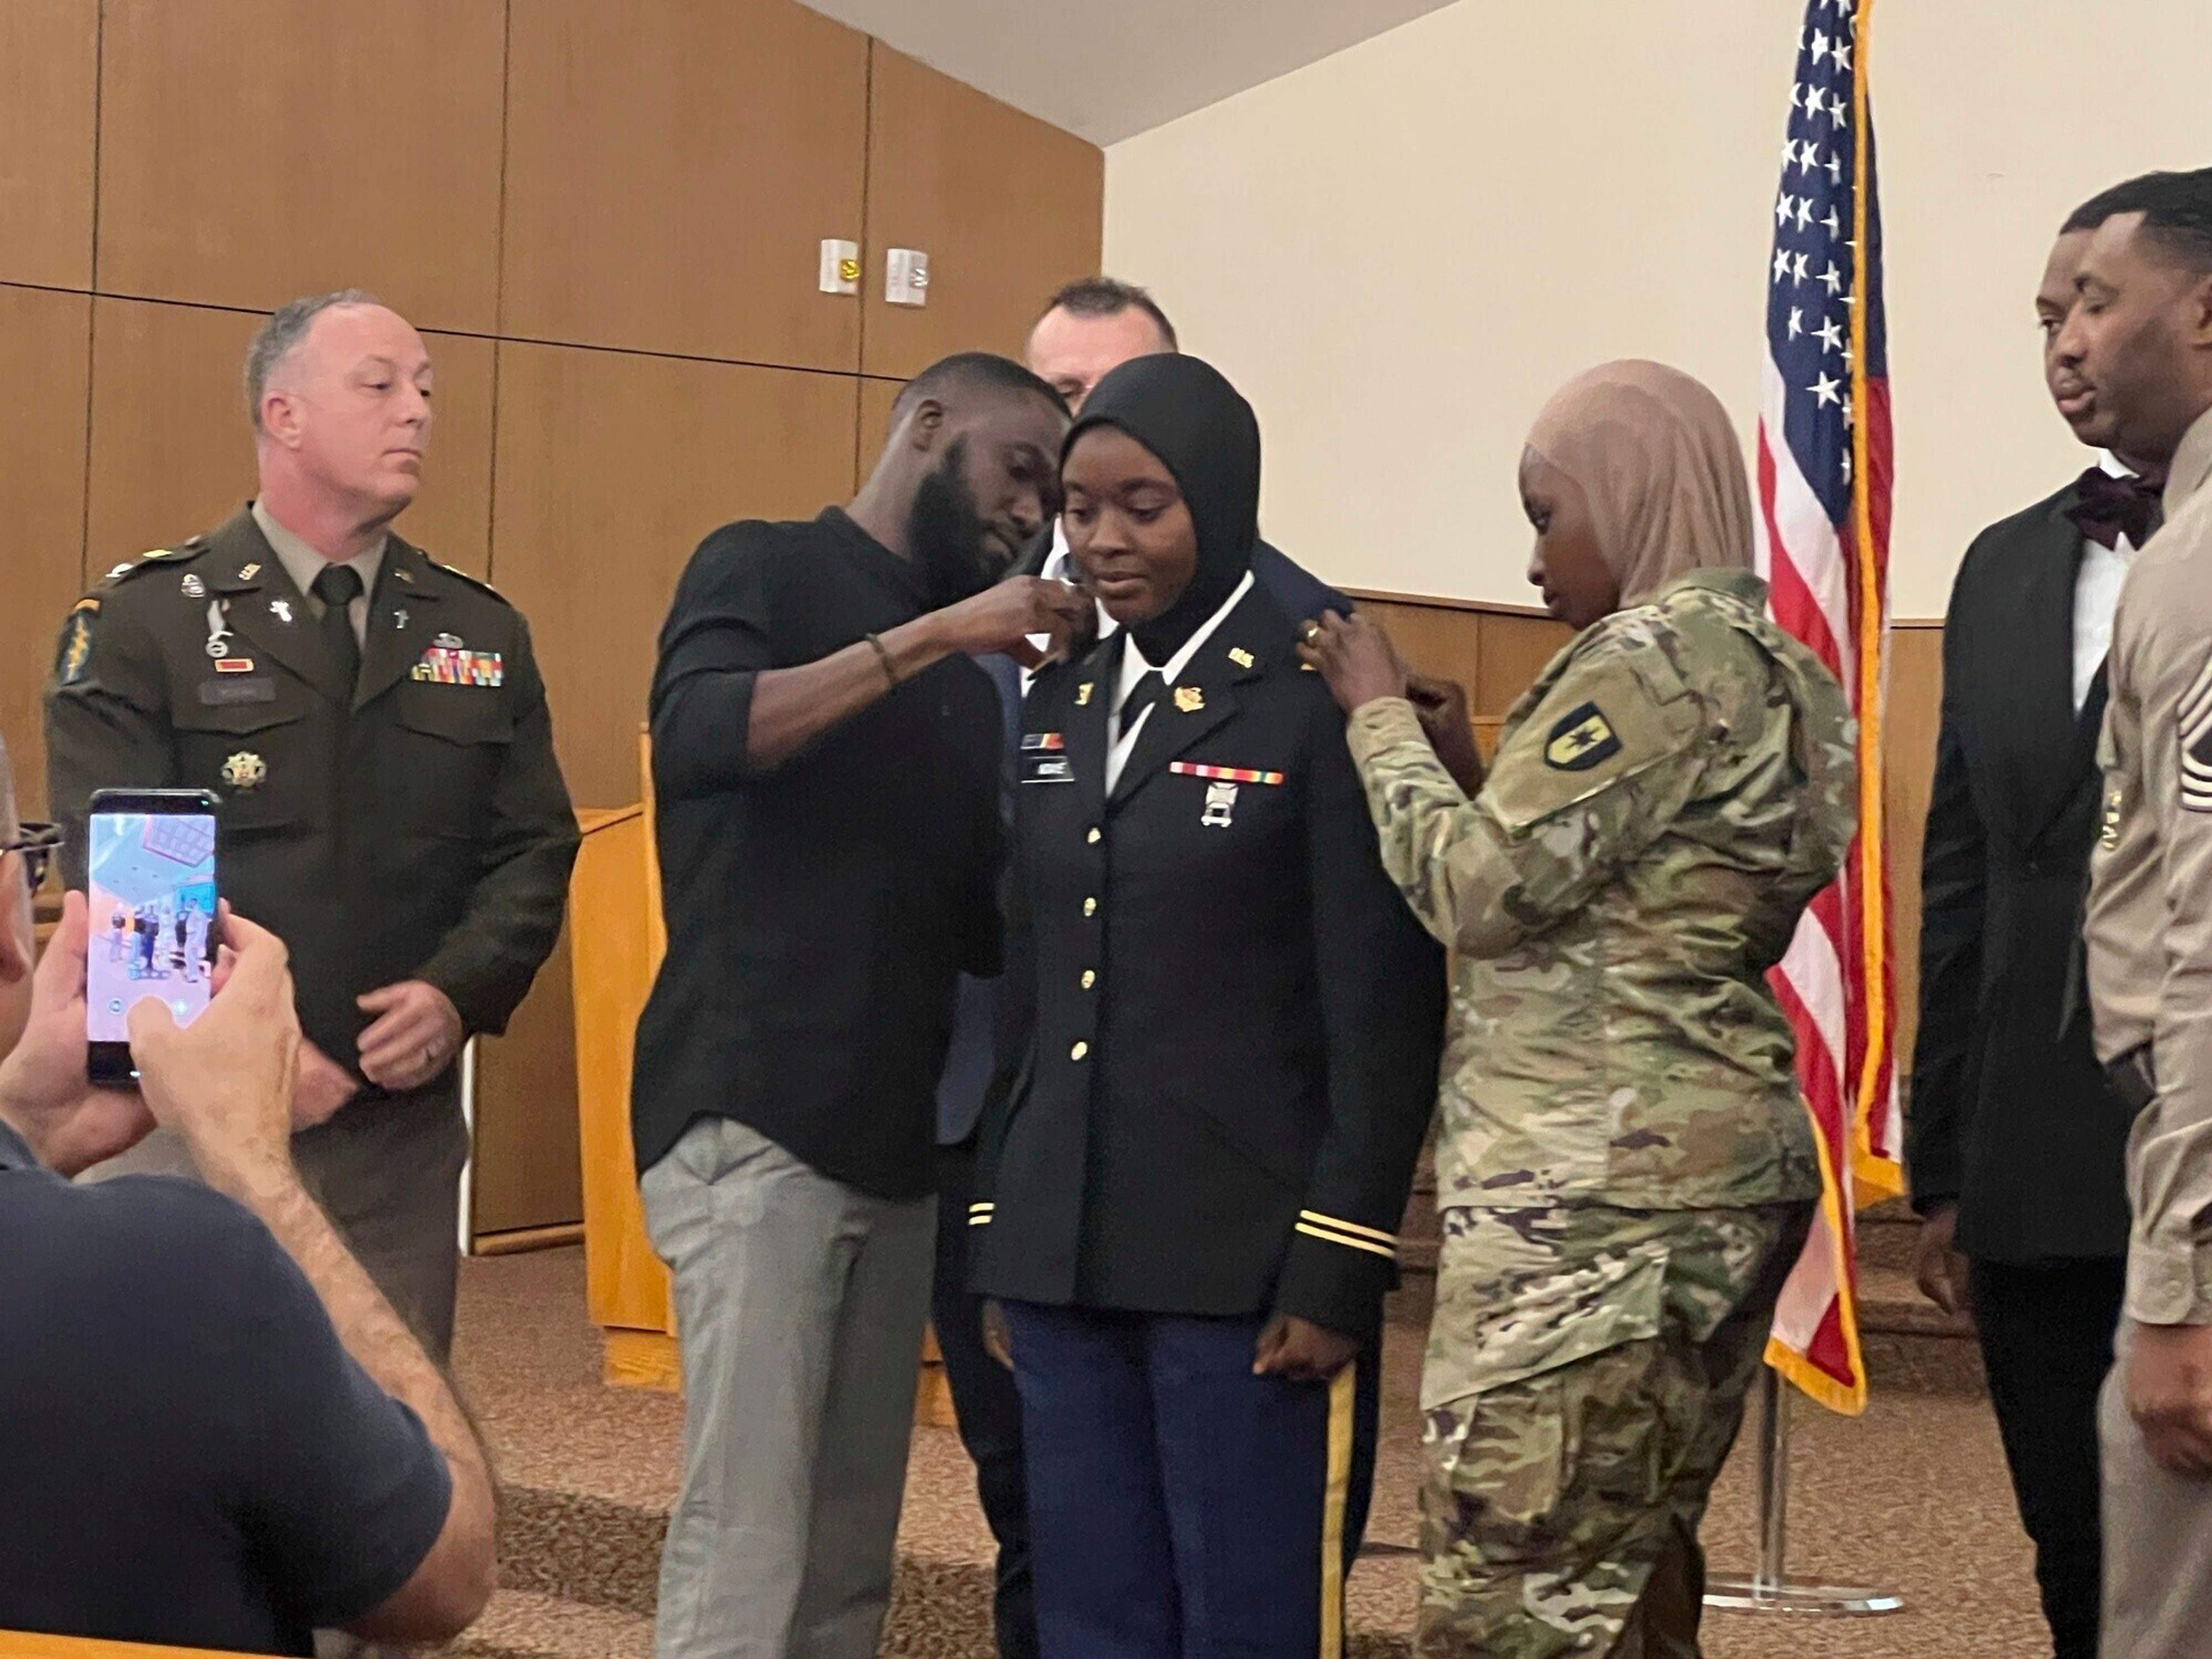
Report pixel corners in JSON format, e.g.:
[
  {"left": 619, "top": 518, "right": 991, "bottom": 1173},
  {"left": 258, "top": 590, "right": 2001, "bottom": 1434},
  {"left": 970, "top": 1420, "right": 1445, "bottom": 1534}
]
[{"left": 45, "top": 290, "right": 578, "bottom": 1361}]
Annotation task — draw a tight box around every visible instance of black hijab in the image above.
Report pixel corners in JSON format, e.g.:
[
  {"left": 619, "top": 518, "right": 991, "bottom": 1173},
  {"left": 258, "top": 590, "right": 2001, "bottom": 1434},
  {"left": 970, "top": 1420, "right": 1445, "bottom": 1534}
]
[{"left": 1063, "top": 354, "right": 1260, "bottom": 663}]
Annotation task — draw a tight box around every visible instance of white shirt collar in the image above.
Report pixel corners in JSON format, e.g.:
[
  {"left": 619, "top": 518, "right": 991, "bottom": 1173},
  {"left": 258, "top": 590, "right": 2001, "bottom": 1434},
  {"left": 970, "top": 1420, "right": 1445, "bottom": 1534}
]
[{"left": 1114, "top": 569, "right": 1257, "bottom": 709}]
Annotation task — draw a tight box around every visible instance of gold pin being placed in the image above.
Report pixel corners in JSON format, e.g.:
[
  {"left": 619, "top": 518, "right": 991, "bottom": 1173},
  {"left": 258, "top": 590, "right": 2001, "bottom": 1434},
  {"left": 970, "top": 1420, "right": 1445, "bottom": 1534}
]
[{"left": 1173, "top": 685, "right": 1205, "bottom": 714}]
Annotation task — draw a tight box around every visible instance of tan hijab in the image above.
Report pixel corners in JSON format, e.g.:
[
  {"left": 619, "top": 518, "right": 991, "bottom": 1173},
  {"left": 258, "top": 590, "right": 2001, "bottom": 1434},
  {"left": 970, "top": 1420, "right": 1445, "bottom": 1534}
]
[{"left": 1523, "top": 359, "right": 1755, "bottom": 607}]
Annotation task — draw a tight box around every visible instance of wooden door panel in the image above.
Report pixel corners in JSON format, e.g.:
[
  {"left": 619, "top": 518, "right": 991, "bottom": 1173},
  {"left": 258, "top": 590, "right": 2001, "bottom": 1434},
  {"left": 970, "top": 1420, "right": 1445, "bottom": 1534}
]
[
  {"left": 502, "top": 0, "right": 869, "bottom": 369},
  {"left": 861, "top": 45, "right": 1103, "bottom": 380}
]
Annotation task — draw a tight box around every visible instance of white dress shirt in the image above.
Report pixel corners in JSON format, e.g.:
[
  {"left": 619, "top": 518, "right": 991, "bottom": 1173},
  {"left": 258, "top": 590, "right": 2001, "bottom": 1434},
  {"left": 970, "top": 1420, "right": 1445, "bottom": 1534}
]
[
  {"left": 1104, "top": 570, "right": 1253, "bottom": 794},
  {"left": 2073, "top": 533, "right": 2139, "bottom": 713}
]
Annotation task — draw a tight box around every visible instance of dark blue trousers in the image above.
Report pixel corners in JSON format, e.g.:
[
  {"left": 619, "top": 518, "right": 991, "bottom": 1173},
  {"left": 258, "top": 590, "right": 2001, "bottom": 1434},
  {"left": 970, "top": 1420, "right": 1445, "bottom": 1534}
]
[{"left": 1003, "top": 1301, "right": 1358, "bottom": 1659}]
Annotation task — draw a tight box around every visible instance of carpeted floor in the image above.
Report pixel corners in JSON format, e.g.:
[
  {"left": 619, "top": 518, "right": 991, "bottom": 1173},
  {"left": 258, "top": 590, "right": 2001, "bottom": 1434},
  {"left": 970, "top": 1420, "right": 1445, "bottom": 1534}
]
[{"left": 450, "top": 1248, "right": 2048, "bottom": 1658}]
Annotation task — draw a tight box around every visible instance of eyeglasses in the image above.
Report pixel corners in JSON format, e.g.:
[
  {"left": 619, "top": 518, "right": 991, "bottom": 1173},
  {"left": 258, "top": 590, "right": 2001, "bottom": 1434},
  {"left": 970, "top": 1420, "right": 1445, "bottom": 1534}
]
[{"left": 2, "top": 822, "right": 59, "bottom": 894}]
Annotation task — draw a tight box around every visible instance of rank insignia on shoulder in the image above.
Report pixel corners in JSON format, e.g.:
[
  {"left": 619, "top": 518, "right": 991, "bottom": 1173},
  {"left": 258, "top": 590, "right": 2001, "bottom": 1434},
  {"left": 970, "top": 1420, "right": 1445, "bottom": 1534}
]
[
  {"left": 1544, "top": 702, "right": 1622, "bottom": 771},
  {"left": 1173, "top": 685, "right": 1205, "bottom": 714},
  {"left": 2181, "top": 656, "right": 2212, "bottom": 813},
  {"left": 220, "top": 751, "right": 267, "bottom": 792},
  {"left": 1021, "top": 732, "right": 1066, "bottom": 752},
  {"left": 1075, "top": 683, "right": 1094, "bottom": 706},
  {"left": 55, "top": 610, "right": 95, "bottom": 685},
  {"left": 141, "top": 546, "right": 189, "bottom": 562},
  {"left": 1228, "top": 647, "right": 1255, "bottom": 669}
]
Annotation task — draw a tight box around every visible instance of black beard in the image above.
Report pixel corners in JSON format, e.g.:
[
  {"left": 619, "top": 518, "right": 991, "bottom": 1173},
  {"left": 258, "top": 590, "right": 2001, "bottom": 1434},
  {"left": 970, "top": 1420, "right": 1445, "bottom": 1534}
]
[{"left": 908, "top": 442, "right": 1002, "bottom": 608}]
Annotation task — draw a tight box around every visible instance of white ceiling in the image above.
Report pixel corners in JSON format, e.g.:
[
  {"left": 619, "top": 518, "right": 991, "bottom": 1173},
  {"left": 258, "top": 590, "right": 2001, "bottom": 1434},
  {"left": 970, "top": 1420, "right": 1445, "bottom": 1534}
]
[{"left": 798, "top": 0, "right": 1460, "bottom": 146}]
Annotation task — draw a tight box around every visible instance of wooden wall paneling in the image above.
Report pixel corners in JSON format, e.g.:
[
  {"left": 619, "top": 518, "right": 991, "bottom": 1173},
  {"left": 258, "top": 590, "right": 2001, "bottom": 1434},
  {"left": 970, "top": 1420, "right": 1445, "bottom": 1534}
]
[
  {"left": 472, "top": 926, "right": 583, "bottom": 1236},
  {"left": 85, "top": 300, "right": 494, "bottom": 577},
  {"left": 489, "top": 342, "right": 860, "bottom": 809},
  {"left": 0, "top": 0, "right": 99, "bottom": 290},
  {"left": 1357, "top": 598, "right": 1481, "bottom": 692},
  {"left": 1474, "top": 610, "right": 1573, "bottom": 716},
  {"left": 502, "top": 0, "right": 869, "bottom": 370},
  {"left": 861, "top": 44, "right": 1104, "bottom": 381},
  {"left": 95, "top": 0, "right": 505, "bottom": 331},
  {"left": 0, "top": 286, "right": 93, "bottom": 822},
  {"left": 856, "top": 376, "right": 904, "bottom": 490}
]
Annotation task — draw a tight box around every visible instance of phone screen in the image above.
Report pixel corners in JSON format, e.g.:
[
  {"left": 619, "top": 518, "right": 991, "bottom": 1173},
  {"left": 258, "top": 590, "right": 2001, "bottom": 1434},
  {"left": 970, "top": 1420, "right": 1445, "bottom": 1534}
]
[{"left": 86, "top": 808, "right": 218, "bottom": 1042}]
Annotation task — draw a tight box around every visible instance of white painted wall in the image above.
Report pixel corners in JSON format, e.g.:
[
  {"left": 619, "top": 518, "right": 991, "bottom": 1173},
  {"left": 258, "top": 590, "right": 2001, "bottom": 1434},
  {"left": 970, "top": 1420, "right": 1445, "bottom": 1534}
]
[{"left": 1104, "top": 0, "right": 2209, "bottom": 618}]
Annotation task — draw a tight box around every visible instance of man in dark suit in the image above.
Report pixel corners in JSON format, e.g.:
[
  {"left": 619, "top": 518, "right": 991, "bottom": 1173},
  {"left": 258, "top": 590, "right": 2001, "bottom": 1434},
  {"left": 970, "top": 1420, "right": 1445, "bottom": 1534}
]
[{"left": 1907, "top": 182, "right": 2164, "bottom": 1659}]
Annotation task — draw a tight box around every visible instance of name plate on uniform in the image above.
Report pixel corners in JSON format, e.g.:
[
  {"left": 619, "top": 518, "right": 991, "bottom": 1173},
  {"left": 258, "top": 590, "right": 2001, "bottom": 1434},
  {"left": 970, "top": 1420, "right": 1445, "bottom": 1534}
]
[{"left": 198, "top": 676, "right": 276, "bottom": 706}]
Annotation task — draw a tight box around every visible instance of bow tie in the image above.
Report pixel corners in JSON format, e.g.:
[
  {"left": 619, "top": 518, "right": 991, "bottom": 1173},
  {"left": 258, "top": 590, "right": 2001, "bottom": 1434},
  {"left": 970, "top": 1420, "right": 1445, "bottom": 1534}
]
[{"left": 2066, "top": 466, "right": 2164, "bottom": 551}]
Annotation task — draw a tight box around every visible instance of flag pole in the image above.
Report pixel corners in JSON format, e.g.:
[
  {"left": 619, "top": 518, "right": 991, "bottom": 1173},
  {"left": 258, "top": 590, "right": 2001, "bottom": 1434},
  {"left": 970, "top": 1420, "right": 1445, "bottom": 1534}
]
[{"left": 1705, "top": 1369, "right": 1903, "bottom": 1617}]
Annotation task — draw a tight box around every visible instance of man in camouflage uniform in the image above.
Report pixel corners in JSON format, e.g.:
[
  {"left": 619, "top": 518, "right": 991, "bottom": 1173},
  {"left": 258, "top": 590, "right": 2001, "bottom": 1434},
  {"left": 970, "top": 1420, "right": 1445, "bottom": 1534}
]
[{"left": 1320, "top": 563, "right": 1856, "bottom": 1657}]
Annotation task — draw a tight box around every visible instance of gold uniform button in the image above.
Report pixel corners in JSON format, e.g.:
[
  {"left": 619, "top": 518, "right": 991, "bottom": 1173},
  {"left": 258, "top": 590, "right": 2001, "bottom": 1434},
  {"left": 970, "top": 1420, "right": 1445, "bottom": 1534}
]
[
  {"left": 1081, "top": 969, "right": 1096, "bottom": 990},
  {"left": 1070, "top": 1041, "right": 1089, "bottom": 1061},
  {"left": 1083, "top": 897, "right": 1097, "bottom": 917},
  {"left": 1086, "top": 827, "right": 1101, "bottom": 844}
]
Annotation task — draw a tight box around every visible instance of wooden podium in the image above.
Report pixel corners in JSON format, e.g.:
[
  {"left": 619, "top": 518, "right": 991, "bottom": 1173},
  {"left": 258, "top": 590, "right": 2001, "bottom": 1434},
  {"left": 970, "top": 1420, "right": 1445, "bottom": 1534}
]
[{"left": 569, "top": 735, "right": 955, "bottom": 1423}]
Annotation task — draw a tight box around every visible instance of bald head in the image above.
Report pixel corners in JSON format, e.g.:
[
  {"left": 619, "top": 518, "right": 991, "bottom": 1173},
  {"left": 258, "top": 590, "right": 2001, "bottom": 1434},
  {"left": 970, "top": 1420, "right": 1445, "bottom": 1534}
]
[
  {"left": 1026, "top": 279, "right": 1178, "bottom": 415},
  {"left": 249, "top": 292, "right": 434, "bottom": 526}
]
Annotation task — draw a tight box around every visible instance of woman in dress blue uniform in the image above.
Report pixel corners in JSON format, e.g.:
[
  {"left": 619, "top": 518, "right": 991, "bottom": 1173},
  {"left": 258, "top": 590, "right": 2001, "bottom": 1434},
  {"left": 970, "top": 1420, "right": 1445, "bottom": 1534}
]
[{"left": 971, "top": 354, "right": 1445, "bottom": 1659}]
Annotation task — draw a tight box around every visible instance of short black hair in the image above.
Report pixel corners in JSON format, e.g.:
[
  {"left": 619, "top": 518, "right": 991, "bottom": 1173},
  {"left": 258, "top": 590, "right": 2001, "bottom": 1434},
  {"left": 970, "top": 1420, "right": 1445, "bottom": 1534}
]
[
  {"left": 2064, "top": 168, "right": 2212, "bottom": 273},
  {"left": 891, "top": 351, "right": 1066, "bottom": 421},
  {"left": 1035, "top": 277, "right": 1179, "bottom": 351}
]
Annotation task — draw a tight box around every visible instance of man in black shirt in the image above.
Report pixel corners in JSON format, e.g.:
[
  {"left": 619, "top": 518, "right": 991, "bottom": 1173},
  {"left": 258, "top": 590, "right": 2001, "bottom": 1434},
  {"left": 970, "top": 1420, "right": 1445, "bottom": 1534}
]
[
  {"left": 0, "top": 738, "right": 495, "bottom": 1656},
  {"left": 632, "top": 352, "right": 1082, "bottom": 1659}
]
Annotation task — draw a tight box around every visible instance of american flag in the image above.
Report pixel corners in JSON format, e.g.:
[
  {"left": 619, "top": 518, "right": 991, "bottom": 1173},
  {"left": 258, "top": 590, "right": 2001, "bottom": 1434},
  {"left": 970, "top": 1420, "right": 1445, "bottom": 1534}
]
[{"left": 1755, "top": 0, "right": 1899, "bottom": 1416}]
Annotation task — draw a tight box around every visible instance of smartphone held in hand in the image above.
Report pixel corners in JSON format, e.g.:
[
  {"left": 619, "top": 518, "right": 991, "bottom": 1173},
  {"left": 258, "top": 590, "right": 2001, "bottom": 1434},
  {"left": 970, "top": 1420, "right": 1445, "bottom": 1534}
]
[{"left": 84, "top": 789, "right": 221, "bottom": 1085}]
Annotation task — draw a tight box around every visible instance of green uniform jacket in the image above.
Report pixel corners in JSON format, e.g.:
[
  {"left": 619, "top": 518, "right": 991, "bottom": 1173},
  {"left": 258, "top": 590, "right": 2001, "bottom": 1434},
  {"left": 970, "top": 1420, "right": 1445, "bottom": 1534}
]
[
  {"left": 45, "top": 509, "right": 579, "bottom": 1074},
  {"left": 1345, "top": 568, "right": 1857, "bottom": 1213}
]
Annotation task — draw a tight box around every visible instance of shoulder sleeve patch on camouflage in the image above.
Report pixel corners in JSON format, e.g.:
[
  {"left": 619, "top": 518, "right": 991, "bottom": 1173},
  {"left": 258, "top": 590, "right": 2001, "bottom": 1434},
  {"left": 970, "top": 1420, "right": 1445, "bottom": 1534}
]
[{"left": 1483, "top": 642, "right": 1703, "bottom": 833}]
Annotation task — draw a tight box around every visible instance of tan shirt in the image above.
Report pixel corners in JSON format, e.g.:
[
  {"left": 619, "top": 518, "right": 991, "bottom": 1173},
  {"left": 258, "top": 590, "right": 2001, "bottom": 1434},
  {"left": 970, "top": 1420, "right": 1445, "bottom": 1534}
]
[
  {"left": 2086, "top": 404, "right": 2212, "bottom": 1323},
  {"left": 249, "top": 499, "right": 385, "bottom": 647}
]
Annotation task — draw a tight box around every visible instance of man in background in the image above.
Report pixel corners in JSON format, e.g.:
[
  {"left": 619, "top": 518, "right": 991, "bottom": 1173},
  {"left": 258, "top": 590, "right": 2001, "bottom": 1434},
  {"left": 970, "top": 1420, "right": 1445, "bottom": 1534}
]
[
  {"left": 1907, "top": 179, "right": 2161, "bottom": 1659},
  {"left": 1024, "top": 276, "right": 1349, "bottom": 622},
  {"left": 634, "top": 353, "right": 1082, "bottom": 1659},
  {"left": 0, "top": 734, "right": 495, "bottom": 1656},
  {"left": 47, "top": 289, "right": 579, "bottom": 1361},
  {"left": 2073, "top": 165, "right": 2212, "bottom": 1659}
]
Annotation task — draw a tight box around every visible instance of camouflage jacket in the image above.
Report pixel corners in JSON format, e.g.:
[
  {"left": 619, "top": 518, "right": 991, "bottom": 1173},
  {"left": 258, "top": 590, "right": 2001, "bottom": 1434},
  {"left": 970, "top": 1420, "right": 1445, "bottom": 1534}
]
[{"left": 1346, "top": 569, "right": 1856, "bottom": 1211}]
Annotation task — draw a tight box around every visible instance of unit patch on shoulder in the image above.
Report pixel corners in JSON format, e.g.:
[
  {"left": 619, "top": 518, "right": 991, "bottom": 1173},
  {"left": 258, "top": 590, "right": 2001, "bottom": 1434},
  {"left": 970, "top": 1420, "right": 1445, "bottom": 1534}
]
[
  {"left": 1543, "top": 701, "right": 1622, "bottom": 772},
  {"left": 55, "top": 609, "right": 96, "bottom": 686}
]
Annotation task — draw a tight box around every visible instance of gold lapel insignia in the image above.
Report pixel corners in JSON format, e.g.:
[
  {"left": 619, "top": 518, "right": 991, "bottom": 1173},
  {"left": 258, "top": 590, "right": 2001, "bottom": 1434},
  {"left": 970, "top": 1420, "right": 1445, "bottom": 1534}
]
[
  {"left": 393, "top": 565, "right": 416, "bottom": 585},
  {"left": 220, "top": 751, "right": 268, "bottom": 792},
  {"left": 1075, "top": 683, "right": 1094, "bottom": 706},
  {"left": 1228, "top": 647, "right": 1254, "bottom": 669},
  {"left": 236, "top": 562, "right": 262, "bottom": 581},
  {"left": 1173, "top": 685, "right": 1205, "bottom": 714}
]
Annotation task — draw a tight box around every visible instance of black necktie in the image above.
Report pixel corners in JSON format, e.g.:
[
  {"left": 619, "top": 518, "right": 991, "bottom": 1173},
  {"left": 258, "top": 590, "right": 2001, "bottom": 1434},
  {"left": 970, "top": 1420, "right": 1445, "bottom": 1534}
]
[
  {"left": 1119, "top": 669, "right": 1165, "bottom": 737},
  {"left": 2065, "top": 466, "right": 2164, "bottom": 551},
  {"left": 312, "top": 565, "right": 363, "bottom": 695}
]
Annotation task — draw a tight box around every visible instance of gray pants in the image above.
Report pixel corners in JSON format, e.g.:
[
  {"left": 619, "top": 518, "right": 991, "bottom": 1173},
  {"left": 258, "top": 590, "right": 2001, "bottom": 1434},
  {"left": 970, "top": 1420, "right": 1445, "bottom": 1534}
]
[
  {"left": 81, "top": 1085, "right": 469, "bottom": 1362},
  {"left": 2099, "top": 1320, "right": 2212, "bottom": 1658},
  {"left": 642, "top": 1116, "right": 935, "bottom": 1659}
]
